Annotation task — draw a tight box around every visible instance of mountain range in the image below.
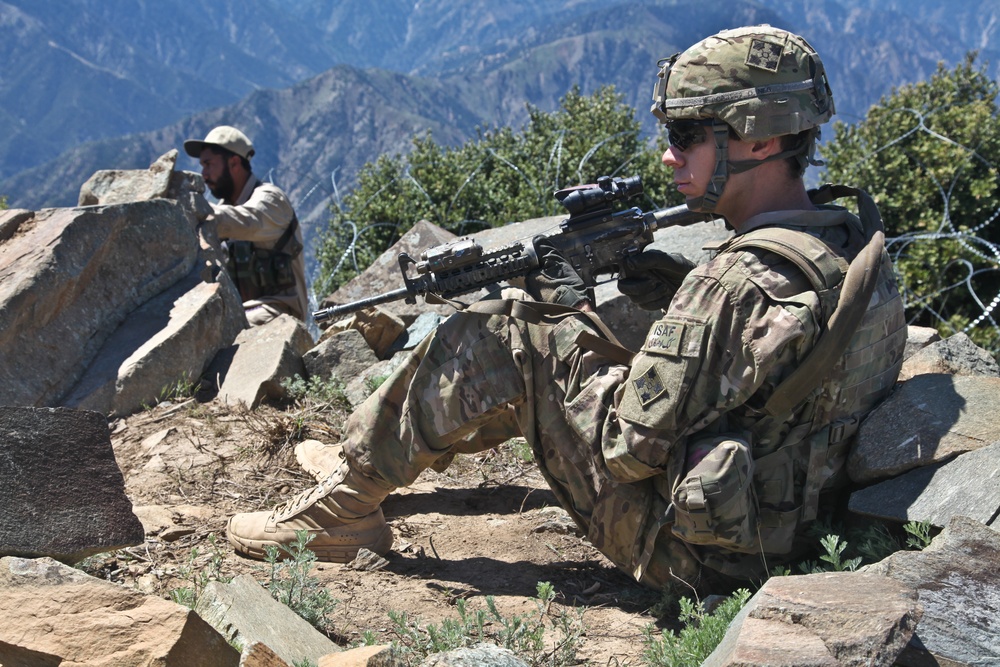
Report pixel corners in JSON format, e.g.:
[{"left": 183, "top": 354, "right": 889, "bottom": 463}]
[{"left": 1, "top": 0, "right": 998, "bottom": 244}]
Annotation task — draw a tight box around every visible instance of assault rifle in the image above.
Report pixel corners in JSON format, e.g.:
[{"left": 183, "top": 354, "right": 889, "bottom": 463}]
[{"left": 312, "top": 175, "right": 714, "bottom": 323}]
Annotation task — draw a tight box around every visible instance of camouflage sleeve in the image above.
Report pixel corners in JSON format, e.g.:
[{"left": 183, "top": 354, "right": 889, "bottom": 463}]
[{"left": 601, "top": 251, "right": 819, "bottom": 482}]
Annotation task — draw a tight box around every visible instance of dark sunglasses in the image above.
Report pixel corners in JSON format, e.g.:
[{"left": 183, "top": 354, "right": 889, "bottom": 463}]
[{"left": 665, "top": 119, "right": 715, "bottom": 152}]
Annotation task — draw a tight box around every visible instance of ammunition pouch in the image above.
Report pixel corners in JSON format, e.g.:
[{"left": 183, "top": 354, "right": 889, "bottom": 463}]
[
  {"left": 224, "top": 214, "right": 302, "bottom": 301},
  {"left": 671, "top": 435, "right": 758, "bottom": 552}
]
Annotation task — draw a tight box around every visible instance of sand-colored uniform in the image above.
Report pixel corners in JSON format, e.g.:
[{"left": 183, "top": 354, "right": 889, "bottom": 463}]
[
  {"left": 341, "top": 202, "right": 906, "bottom": 590},
  {"left": 207, "top": 177, "right": 308, "bottom": 324}
]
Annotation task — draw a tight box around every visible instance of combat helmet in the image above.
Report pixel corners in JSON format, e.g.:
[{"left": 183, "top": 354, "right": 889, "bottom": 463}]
[{"left": 651, "top": 25, "right": 835, "bottom": 211}]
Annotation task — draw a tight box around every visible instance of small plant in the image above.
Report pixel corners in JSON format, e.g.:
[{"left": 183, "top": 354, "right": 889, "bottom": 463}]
[
  {"left": 642, "top": 588, "right": 751, "bottom": 667},
  {"left": 903, "top": 519, "right": 934, "bottom": 550},
  {"left": 386, "top": 581, "right": 584, "bottom": 666},
  {"left": 282, "top": 373, "right": 350, "bottom": 407},
  {"left": 365, "top": 373, "right": 390, "bottom": 394},
  {"left": 160, "top": 371, "right": 198, "bottom": 403},
  {"left": 261, "top": 530, "right": 338, "bottom": 630},
  {"left": 169, "top": 533, "right": 231, "bottom": 608}
]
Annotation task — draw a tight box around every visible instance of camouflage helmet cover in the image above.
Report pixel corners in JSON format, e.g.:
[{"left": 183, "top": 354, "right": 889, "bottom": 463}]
[{"left": 651, "top": 25, "right": 835, "bottom": 141}]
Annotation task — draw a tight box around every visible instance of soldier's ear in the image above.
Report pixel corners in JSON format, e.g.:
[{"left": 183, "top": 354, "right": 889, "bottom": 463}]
[{"left": 750, "top": 136, "right": 783, "bottom": 158}]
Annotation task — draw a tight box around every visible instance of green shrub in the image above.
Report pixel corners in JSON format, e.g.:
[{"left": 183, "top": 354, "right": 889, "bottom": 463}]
[{"left": 642, "top": 588, "right": 751, "bottom": 667}]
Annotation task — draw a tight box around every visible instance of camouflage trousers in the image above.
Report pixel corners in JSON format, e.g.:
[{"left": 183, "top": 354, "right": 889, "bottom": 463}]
[{"left": 341, "top": 289, "right": 710, "bottom": 591}]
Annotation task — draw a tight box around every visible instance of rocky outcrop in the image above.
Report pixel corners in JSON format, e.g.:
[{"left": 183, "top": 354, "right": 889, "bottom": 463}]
[
  {"left": 704, "top": 571, "right": 921, "bottom": 666},
  {"left": 0, "top": 150, "right": 246, "bottom": 416},
  {"left": 0, "top": 556, "right": 240, "bottom": 666}
]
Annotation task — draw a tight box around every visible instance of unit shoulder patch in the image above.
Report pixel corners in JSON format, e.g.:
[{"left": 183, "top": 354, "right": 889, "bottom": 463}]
[
  {"left": 631, "top": 365, "right": 667, "bottom": 407},
  {"left": 746, "top": 38, "right": 784, "bottom": 72}
]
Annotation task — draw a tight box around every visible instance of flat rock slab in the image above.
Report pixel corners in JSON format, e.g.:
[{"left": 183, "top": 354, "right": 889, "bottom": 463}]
[
  {"left": 214, "top": 314, "right": 314, "bottom": 408},
  {"left": 703, "top": 571, "right": 920, "bottom": 667},
  {"left": 850, "top": 441, "right": 1000, "bottom": 528},
  {"left": 0, "top": 406, "right": 144, "bottom": 562},
  {"left": 0, "top": 556, "right": 238, "bottom": 666},
  {"left": 865, "top": 516, "right": 1000, "bottom": 666},
  {"left": 195, "top": 573, "right": 339, "bottom": 666},
  {"left": 848, "top": 373, "right": 1000, "bottom": 484}
]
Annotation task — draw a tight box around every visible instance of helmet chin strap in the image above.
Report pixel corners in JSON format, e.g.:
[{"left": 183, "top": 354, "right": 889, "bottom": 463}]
[
  {"left": 686, "top": 122, "right": 816, "bottom": 214},
  {"left": 685, "top": 122, "right": 731, "bottom": 214}
]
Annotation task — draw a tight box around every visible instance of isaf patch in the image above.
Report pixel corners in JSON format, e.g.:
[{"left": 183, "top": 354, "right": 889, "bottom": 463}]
[
  {"left": 632, "top": 365, "right": 667, "bottom": 407},
  {"left": 746, "top": 38, "right": 783, "bottom": 72},
  {"left": 644, "top": 321, "right": 684, "bottom": 356}
]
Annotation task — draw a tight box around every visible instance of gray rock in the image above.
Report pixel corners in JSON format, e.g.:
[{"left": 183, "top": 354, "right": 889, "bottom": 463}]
[
  {"left": 389, "top": 311, "right": 445, "bottom": 354},
  {"left": 214, "top": 314, "right": 315, "bottom": 408},
  {"left": 864, "top": 516, "right": 1000, "bottom": 666},
  {"left": 304, "top": 329, "right": 380, "bottom": 384},
  {"left": 0, "top": 198, "right": 200, "bottom": 408},
  {"left": 903, "top": 325, "right": 942, "bottom": 360},
  {"left": 419, "top": 644, "right": 529, "bottom": 667},
  {"left": 195, "top": 574, "right": 339, "bottom": 667},
  {"left": 0, "top": 556, "right": 238, "bottom": 666},
  {"left": 703, "top": 572, "right": 920, "bottom": 667},
  {"left": 849, "top": 441, "right": 1000, "bottom": 528},
  {"left": 848, "top": 373, "right": 1000, "bottom": 484},
  {"left": 78, "top": 150, "right": 176, "bottom": 206},
  {"left": 0, "top": 208, "right": 32, "bottom": 243},
  {"left": 0, "top": 407, "right": 144, "bottom": 562},
  {"left": 61, "top": 265, "right": 246, "bottom": 416},
  {"left": 898, "top": 331, "right": 1000, "bottom": 381},
  {"left": 344, "top": 357, "right": 398, "bottom": 408}
]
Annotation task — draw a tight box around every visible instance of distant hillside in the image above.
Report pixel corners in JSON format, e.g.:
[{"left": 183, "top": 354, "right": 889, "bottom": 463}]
[{"left": 2, "top": 0, "right": 998, "bottom": 232}]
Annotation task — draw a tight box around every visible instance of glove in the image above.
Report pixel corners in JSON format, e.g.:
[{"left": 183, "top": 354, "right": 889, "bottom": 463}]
[
  {"left": 618, "top": 249, "right": 696, "bottom": 311},
  {"left": 523, "top": 237, "right": 591, "bottom": 309}
]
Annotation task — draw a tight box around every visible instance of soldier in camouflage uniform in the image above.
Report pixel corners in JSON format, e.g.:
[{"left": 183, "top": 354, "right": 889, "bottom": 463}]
[{"left": 227, "top": 25, "right": 907, "bottom": 593}]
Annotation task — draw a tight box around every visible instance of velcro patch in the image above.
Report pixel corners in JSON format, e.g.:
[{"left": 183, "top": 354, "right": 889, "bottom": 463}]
[
  {"left": 644, "top": 321, "right": 684, "bottom": 356},
  {"left": 632, "top": 365, "right": 667, "bottom": 407},
  {"left": 746, "top": 38, "right": 783, "bottom": 72}
]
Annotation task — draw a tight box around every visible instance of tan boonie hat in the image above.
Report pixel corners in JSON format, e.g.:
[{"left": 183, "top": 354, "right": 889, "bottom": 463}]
[{"left": 184, "top": 125, "right": 255, "bottom": 160}]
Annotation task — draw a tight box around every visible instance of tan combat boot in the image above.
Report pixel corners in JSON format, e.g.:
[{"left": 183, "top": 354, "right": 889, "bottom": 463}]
[
  {"left": 294, "top": 439, "right": 344, "bottom": 482},
  {"left": 227, "top": 453, "right": 394, "bottom": 563}
]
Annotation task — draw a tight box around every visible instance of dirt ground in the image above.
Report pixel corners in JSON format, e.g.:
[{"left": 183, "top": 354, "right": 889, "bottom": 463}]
[{"left": 90, "top": 392, "right": 677, "bottom": 665}]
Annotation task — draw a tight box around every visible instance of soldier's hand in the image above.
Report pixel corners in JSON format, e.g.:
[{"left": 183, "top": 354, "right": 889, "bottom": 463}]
[
  {"left": 524, "top": 237, "right": 591, "bottom": 310},
  {"left": 618, "top": 250, "right": 696, "bottom": 311}
]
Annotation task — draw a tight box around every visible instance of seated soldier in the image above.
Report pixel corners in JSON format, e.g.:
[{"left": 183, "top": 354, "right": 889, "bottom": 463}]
[{"left": 226, "top": 25, "right": 906, "bottom": 594}]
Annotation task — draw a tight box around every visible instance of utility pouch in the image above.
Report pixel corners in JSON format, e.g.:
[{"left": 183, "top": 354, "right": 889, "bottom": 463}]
[
  {"left": 226, "top": 240, "right": 264, "bottom": 301},
  {"left": 253, "top": 248, "right": 297, "bottom": 291},
  {"left": 671, "top": 435, "right": 758, "bottom": 552}
]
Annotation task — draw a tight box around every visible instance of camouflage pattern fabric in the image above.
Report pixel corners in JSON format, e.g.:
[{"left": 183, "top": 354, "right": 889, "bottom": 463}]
[
  {"left": 338, "top": 204, "right": 905, "bottom": 593},
  {"left": 652, "top": 25, "right": 835, "bottom": 139}
]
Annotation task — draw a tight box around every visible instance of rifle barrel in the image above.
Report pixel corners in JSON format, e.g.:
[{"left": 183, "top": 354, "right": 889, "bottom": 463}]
[{"left": 313, "top": 286, "right": 414, "bottom": 322}]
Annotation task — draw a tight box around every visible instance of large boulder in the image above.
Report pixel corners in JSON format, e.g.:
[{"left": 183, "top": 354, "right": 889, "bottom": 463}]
[
  {"left": 864, "top": 516, "right": 1000, "bottom": 666},
  {"left": 61, "top": 265, "right": 246, "bottom": 416},
  {"left": 849, "top": 440, "right": 1000, "bottom": 528},
  {"left": 0, "top": 556, "right": 239, "bottom": 666},
  {"left": 0, "top": 406, "right": 144, "bottom": 562},
  {"left": 0, "top": 197, "right": 201, "bottom": 407},
  {"left": 214, "top": 314, "right": 315, "bottom": 408},
  {"left": 703, "top": 572, "right": 920, "bottom": 667},
  {"left": 848, "top": 373, "right": 1000, "bottom": 484}
]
